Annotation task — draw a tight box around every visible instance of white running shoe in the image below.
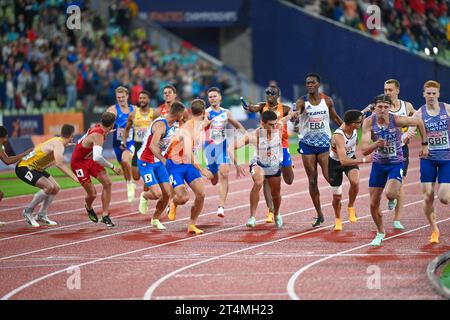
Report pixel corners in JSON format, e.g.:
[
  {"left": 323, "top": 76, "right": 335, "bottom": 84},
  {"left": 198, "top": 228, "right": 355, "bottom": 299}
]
[
  {"left": 23, "top": 208, "right": 39, "bottom": 227},
  {"left": 138, "top": 192, "right": 148, "bottom": 214},
  {"left": 37, "top": 212, "right": 58, "bottom": 226},
  {"left": 217, "top": 206, "right": 225, "bottom": 218},
  {"left": 127, "top": 182, "right": 136, "bottom": 203},
  {"left": 151, "top": 219, "right": 166, "bottom": 230}
]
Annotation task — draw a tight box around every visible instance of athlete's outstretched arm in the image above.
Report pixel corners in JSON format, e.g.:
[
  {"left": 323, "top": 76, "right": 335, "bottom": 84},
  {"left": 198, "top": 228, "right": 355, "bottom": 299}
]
[
  {"left": 333, "top": 134, "right": 369, "bottom": 166},
  {"left": 394, "top": 115, "right": 429, "bottom": 157},
  {"left": 227, "top": 111, "right": 247, "bottom": 135},
  {"left": 122, "top": 110, "right": 135, "bottom": 146},
  {"left": 53, "top": 142, "right": 78, "bottom": 182},
  {"left": 0, "top": 147, "right": 32, "bottom": 165},
  {"left": 247, "top": 102, "right": 263, "bottom": 113},
  {"left": 91, "top": 133, "right": 122, "bottom": 175},
  {"left": 325, "top": 96, "right": 343, "bottom": 126},
  {"left": 149, "top": 121, "right": 167, "bottom": 164}
]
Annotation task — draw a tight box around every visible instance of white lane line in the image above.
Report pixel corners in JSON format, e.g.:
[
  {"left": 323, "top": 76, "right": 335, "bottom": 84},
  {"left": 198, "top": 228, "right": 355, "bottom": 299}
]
[
  {"left": 0, "top": 163, "right": 309, "bottom": 216},
  {"left": 156, "top": 293, "right": 288, "bottom": 300},
  {"left": 0, "top": 175, "right": 365, "bottom": 260},
  {"left": 0, "top": 171, "right": 317, "bottom": 240},
  {"left": 0, "top": 153, "right": 309, "bottom": 205},
  {"left": 0, "top": 181, "right": 407, "bottom": 300},
  {"left": 0, "top": 164, "right": 418, "bottom": 258},
  {"left": 142, "top": 190, "right": 429, "bottom": 300},
  {"left": 286, "top": 216, "right": 450, "bottom": 300},
  {"left": 0, "top": 159, "right": 414, "bottom": 238}
]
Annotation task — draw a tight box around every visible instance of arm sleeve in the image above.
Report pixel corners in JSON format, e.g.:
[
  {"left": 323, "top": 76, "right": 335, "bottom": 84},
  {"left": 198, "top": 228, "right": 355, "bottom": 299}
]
[{"left": 93, "top": 145, "right": 114, "bottom": 169}]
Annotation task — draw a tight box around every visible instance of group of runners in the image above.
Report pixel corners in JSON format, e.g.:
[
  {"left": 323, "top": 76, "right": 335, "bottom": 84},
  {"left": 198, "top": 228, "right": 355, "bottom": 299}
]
[{"left": 0, "top": 75, "right": 448, "bottom": 246}]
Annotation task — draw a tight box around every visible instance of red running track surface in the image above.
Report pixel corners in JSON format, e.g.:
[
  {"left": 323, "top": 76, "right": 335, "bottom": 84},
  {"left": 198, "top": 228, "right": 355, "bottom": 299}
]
[{"left": 0, "top": 140, "right": 448, "bottom": 300}]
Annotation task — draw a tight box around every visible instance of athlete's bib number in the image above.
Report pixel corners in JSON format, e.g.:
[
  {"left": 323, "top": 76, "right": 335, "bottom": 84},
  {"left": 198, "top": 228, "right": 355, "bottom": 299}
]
[
  {"left": 135, "top": 128, "right": 147, "bottom": 142},
  {"left": 309, "top": 120, "right": 325, "bottom": 130},
  {"left": 211, "top": 128, "right": 225, "bottom": 142},
  {"left": 144, "top": 174, "right": 153, "bottom": 183},
  {"left": 117, "top": 128, "right": 133, "bottom": 141},
  {"left": 428, "top": 131, "right": 449, "bottom": 150},
  {"left": 378, "top": 142, "right": 397, "bottom": 158},
  {"left": 76, "top": 169, "right": 84, "bottom": 178},
  {"left": 169, "top": 175, "right": 176, "bottom": 186},
  {"left": 21, "top": 151, "right": 36, "bottom": 161},
  {"left": 25, "top": 171, "right": 33, "bottom": 182}
]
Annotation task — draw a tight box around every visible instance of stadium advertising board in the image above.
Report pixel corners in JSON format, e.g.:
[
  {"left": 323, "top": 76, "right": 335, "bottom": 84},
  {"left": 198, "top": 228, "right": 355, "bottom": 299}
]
[
  {"left": 43, "top": 112, "right": 84, "bottom": 135},
  {"left": 2, "top": 115, "right": 44, "bottom": 137}
]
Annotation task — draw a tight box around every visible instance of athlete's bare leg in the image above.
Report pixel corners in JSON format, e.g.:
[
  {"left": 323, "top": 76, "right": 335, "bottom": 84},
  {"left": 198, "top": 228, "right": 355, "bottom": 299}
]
[
  {"left": 250, "top": 166, "right": 264, "bottom": 218},
  {"left": 301, "top": 153, "right": 325, "bottom": 219},
  {"left": 369, "top": 187, "right": 385, "bottom": 234}
]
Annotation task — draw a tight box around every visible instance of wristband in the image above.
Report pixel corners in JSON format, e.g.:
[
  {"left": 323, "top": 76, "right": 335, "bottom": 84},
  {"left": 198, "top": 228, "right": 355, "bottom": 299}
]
[{"left": 421, "top": 141, "right": 428, "bottom": 146}]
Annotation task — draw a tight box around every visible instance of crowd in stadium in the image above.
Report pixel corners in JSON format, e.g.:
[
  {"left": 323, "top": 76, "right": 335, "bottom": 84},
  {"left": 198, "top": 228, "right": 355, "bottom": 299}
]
[
  {"left": 290, "top": 0, "right": 450, "bottom": 57},
  {"left": 0, "top": 0, "right": 231, "bottom": 112}
]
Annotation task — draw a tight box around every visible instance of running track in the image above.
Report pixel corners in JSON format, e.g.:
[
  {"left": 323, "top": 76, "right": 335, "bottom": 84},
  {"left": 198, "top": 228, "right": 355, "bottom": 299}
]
[{"left": 0, "top": 140, "right": 448, "bottom": 300}]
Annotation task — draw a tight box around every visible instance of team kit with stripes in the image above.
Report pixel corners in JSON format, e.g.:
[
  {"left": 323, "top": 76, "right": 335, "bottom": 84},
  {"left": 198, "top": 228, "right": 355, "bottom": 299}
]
[{"left": 4, "top": 76, "right": 449, "bottom": 247}]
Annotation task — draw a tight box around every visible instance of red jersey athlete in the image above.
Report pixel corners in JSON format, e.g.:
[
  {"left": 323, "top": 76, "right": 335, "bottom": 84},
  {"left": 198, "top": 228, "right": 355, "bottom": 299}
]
[{"left": 71, "top": 112, "right": 122, "bottom": 227}]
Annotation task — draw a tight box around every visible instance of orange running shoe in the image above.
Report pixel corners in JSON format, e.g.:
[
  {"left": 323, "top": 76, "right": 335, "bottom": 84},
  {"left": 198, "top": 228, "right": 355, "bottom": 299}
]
[
  {"left": 188, "top": 224, "right": 203, "bottom": 235},
  {"left": 429, "top": 231, "right": 440, "bottom": 244},
  {"left": 348, "top": 207, "right": 357, "bottom": 223},
  {"left": 168, "top": 203, "right": 177, "bottom": 221},
  {"left": 334, "top": 218, "right": 342, "bottom": 231},
  {"left": 265, "top": 210, "right": 274, "bottom": 223}
]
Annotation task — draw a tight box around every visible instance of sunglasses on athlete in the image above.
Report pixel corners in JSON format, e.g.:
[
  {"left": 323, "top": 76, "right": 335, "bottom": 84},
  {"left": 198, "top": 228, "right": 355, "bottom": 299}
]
[{"left": 265, "top": 89, "right": 278, "bottom": 96}]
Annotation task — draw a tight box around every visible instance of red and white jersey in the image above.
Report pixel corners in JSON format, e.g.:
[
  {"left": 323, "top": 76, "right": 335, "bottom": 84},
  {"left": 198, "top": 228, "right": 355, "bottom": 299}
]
[
  {"left": 158, "top": 103, "right": 169, "bottom": 116},
  {"left": 137, "top": 117, "right": 177, "bottom": 163},
  {"left": 71, "top": 125, "right": 106, "bottom": 162}
]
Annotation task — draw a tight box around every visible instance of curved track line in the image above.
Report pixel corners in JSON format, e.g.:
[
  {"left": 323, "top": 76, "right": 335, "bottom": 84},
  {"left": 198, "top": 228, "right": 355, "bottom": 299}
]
[
  {"left": 0, "top": 175, "right": 370, "bottom": 260},
  {"left": 1, "top": 181, "right": 400, "bottom": 300},
  {"left": 142, "top": 197, "right": 430, "bottom": 299},
  {"left": 286, "top": 214, "right": 450, "bottom": 300}
]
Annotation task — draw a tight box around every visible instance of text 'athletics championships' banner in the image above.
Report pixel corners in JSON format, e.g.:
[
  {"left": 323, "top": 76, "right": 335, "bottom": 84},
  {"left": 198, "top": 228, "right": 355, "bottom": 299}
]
[{"left": 136, "top": 0, "right": 249, "bottom": 27}]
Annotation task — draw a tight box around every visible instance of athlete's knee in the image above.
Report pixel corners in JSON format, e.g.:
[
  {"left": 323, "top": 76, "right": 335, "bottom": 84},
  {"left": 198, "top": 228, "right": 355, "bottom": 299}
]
[
  {"left": 43, "top": 185, "right": 54, "bottom": 195},
  {"left": 331, "top": 185, "right": 342, "bottom": 196},
  {"left": 145, "top": 189, "right": 161, "bottom": 201},
  {"left": 219, "top": 170, "right": 229, "bottom": 180},
  {"left": 173, "top": 192, "right": 188, "bottom": 205},
  {"left": 195, "top": 190, "right": 205, "bottom": 202},
  {"left": 86, "top": 189, "right": 97, "bottom": 200},
  {"left": 438, "top": 191, "right": 450, "bottom": 205},
  {"left": 385, "top": 189, "right": 398, "bottom": 201},
  {"left": 52, "top": 184, "right": 61, "bottom": 195},
  {"left": 102, "top": 178, "right": 112, "bottom": 189},
  {"left": 253, "top": 177, "right": 264, "bottom": 189},
  {"left": 211, "top": 175, "right": 219, "bottom": 185},
  {"left": 308, "top": 177, "right": 318, "bottom": 190}
]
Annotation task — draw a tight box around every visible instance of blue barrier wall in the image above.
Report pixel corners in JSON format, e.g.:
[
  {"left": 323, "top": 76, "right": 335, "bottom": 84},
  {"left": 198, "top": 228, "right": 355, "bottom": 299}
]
[{"left": 251, "top": 0, "right": 450, "bottom": 109}]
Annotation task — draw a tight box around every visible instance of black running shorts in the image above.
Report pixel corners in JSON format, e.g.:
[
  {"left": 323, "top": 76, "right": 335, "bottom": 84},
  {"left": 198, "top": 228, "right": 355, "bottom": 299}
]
[{"left": 15, "top": 165, "right": 50, "bottom": 186}]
